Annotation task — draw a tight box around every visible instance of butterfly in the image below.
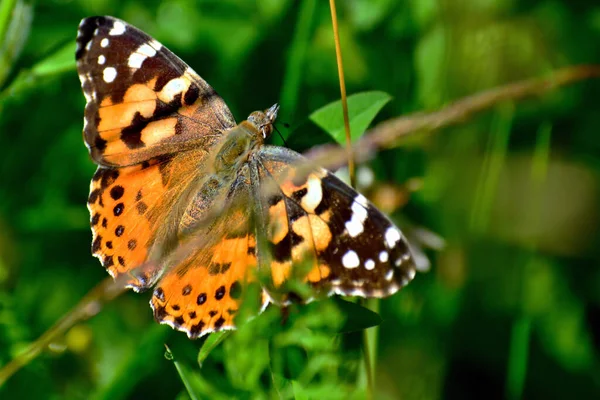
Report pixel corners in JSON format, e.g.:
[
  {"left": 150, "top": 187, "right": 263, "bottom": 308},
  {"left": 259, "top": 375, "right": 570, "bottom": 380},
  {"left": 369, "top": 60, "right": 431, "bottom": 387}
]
[{"left": 75, "top": 16, "right": 417, "bottom": 338}]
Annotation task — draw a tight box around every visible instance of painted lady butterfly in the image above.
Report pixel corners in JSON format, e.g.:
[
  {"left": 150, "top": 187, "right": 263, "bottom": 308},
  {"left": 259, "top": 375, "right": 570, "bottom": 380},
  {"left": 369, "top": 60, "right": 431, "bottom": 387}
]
[{"left": 76, "top": 16, "right": 416, "bottom": 338}]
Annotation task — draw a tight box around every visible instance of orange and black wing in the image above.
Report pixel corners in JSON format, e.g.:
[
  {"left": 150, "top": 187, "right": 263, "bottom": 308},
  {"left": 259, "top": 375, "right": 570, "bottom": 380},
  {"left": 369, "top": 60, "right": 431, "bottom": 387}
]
[
  {"left": 77, "top": 16, "right": 235, "bottom": 289},
  {"left": 252, "top": 146, "right": 417, "bottom": 301},
  {"left": 76, "top": 16, "right": 235, "bottom": 167},
  {"left": 148, "top": 174, "right": 268, "bottom": 338}
]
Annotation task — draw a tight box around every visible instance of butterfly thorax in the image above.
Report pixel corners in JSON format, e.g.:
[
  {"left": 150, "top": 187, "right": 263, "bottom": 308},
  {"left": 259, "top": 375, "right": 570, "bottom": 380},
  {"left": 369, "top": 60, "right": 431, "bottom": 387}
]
[
  {"left": 177, "top": 110, "right": 273, "bottom": 236},
  {"left": 213, "top": 121, "right": 262, "bottom": 177}
]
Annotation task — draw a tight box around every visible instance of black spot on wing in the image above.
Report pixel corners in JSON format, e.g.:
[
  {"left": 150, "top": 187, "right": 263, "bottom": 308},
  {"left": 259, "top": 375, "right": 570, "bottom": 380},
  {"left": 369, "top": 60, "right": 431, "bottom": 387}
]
[
  {"left": 153, "top": 305, "right": 167, "bottom": 321},
  {"left": 184, "top": 84, "right": 200, "bottom": 105},
  {"left": 189, "top": 320, "right": 205, "bottom": 337},
  {"left": 215, "top": 285, "right": 226, "bottom": 300},
  {"left": 271, "top": 230, "right": 303, "bottom": 263},
  {"left": 214, "top": 317, "right": 226, "bottom": 329},
  {"left": 154, "top": 287, "right": 165, "bottom": 302},
  {"left": 136, "top": 202, "right": 148, "bottom": 215},
  {"left": 110, "top": 185, "right": 124, "bottom": 200},
  {"left": 92, "top": 235, "right": 102, "bottom": 253},
  {"left": 128, "top": 239, "right": 137, "bottom": 250}
]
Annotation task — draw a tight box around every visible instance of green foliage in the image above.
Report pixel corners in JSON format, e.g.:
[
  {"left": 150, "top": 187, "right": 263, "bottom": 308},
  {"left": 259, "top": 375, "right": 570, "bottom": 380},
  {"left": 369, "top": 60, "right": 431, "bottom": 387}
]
[
  {"left": 1, "top": 0, "right": 600, "bottom": 399},
  {"left": 309, "top": 91, "right": 392, "bottom": 143}
]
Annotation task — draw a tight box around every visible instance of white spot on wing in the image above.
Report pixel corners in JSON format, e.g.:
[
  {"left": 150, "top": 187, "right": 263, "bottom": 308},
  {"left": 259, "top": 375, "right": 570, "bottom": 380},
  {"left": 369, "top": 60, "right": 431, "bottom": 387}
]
[
  {"left": 138, "top": 43, "right": 157, "bottom": 57},
  {"left": 342, "top": 250, "right": 360, "bottom": 269},
  {"left": 103, "top": 67, "right": 117, "bottom": 83},
  {"left": 128, "top": 53, "right": 145, "bottom": 69},
  {"left": 98, "top": 55, "right": 105, "bottom": 65},
  {"left": 385, "top": 269, "right": 394, "bottom": 281},
  {"left": 149, "top": 39, "right": 163, "bottom": 51},
  {"left": 82, "top": 89, "right": 93, "bottom": 102},
  {"left": 355, "top": 194, "right": 369, "bottom": 208},
  {"left": 345, "top": 217, "right": 363, "bottom": 238},
  {"left": 365, "top": 259, "right": 375, "bottom": 270},
  {"left": 159, "top": 77, "right": 189, "bottom": 102},
  {"left": 351, "top": 198, "right": 368, "bottom": 222},
  {"left": 385, "top": 227, "right": 401, "bottom": 248},
  {"left": 379, "top": 251, "right": 388, "bottom": 263},
  {"left": 100, "top": 38, "right": 109, "bottom": 48},
  {"left": 128, "top": 43, "right": 158, "bottom": 69},
  {"left": 301, "top": 174, "right": 323, "bottom": 212},
  {"left": 345, "top": 198, "right": 368, "bottom": 238},
  {"left": 109, "top": 20, "right": 126, "bottom": 36}
]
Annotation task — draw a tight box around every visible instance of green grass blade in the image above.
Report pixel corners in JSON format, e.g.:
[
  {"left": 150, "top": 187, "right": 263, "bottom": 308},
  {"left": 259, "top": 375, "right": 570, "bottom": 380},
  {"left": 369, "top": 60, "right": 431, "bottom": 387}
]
[
  {"left": 278, "top": 0, "right": 317, "bottom": 137},
  {"left": 197, "top": 330, "right": 231, "bottom": 367},
  {"left": 0, "top": 41, "right": 75, "bottom": 104},
  {"left": 0, "top": 0, "right": 31, "bottom": 88},
  {"left": 469, "top": 103, "right": 514, "bottom": 233},
  {"left": 505, "top": 122, "right": 552, "bottom": 400}
]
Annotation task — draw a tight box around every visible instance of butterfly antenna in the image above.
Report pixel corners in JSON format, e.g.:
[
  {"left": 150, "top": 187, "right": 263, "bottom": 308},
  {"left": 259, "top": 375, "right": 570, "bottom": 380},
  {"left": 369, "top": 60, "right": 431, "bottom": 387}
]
[{"left": 274, "top": 125, "right": 289, "bottom": 147}]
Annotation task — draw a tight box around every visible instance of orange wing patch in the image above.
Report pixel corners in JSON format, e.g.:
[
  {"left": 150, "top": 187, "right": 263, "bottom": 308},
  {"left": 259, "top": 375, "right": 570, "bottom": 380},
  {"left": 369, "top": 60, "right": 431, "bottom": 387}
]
[
  {"left": 88, "top": 158, "right": 170, "bottom": 290},
  {"left": 261, "top": 167, "right": 335, "bottom": 300},
  {"left": 90, "top": 71, "right": 215, "bottom": 167},
  {"left": 150, "top": 233, "right": 262, "bottom": 338}
]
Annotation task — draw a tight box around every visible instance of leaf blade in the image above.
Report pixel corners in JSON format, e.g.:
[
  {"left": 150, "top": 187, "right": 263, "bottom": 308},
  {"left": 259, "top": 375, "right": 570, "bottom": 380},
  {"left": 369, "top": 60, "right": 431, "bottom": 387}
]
[{"left": 309, "top": 91, "right": 392, "bottom": 143}]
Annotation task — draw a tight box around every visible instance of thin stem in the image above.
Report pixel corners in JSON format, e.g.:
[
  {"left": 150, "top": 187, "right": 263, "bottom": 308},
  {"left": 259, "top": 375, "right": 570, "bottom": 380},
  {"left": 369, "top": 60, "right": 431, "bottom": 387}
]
[{"left": 329, "top": 0, "right": 355, "bottom": 187}]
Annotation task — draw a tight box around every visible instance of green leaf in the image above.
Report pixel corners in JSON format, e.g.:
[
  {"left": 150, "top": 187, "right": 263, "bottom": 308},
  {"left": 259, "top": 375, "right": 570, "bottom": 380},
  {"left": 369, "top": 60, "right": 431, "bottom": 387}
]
[
  {"left": 167, "top": 344, "right": 230, "bottom": 400},
  {"left": 0, "top": 0, "right": 32, "bottom": 87},
  {"left": 0, "top": 42, "right": 75, "bottom": 105},
  {"left": 197, "top": 330, "right": 231, "bottom": 366},
  {"left": 333, "top": 298, "right": 383, "bottom": 333},
  {"left": 309, "top": 91, "right": 392, "bottom": 144},
  {"left": 30, "top": 42, "right": 76, "bottom": 77},
  {"left": 292, "top": 380, "right": 310, "bottom": 400}
]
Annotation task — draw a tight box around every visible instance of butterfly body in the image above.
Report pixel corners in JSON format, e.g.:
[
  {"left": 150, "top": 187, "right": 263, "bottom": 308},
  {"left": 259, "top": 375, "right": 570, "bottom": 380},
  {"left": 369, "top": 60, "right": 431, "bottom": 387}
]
[{"left": 77, "top": 16, "right": 417, "bottom": 338}]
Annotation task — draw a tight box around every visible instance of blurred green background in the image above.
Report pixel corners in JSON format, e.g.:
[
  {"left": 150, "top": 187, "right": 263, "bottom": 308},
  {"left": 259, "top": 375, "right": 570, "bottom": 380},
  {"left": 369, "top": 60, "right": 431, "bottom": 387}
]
[{"left": 1, "top": 0, "right": 600, "bottom": 399}]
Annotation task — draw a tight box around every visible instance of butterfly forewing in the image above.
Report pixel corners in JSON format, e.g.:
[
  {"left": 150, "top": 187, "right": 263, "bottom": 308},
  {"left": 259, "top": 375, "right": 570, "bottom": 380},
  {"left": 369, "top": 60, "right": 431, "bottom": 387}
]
[{"left": 76, "top": 16, "right": 235, "bottom": 167}]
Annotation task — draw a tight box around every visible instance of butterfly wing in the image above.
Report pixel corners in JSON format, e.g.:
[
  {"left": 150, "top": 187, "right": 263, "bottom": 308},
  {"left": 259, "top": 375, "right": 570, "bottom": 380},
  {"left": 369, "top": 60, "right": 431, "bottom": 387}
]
[
  {"left": 147, "top": 143, "right": 417, "bottom": 338},
  {"left": 76, "top": 16, "right": 235, "bottom": 167},
  {"left": 77, "top": 16, "right": 235, "bottom": 289},
  {"left": 149, "top": 168, "right": 268, "bottom": 338},
  {"left": 88, "top": 153, "right": 209, "bottom": 291},
  {"left": 252, "top": 146, "right": 417, "bottom": 301}
]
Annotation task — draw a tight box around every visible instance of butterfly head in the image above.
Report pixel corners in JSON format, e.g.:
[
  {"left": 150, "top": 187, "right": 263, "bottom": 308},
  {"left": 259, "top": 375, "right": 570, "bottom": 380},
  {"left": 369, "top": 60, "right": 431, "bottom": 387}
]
[{"left": 247, "top": 104, "right": 279, "bottom": 139}]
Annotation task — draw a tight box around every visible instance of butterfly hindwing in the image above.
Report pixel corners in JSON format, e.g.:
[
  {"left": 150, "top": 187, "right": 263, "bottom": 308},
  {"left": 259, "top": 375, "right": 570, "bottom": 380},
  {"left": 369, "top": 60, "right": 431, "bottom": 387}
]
[
  {"left": 149, "top": 180, "right": 268, "bottom": 339},
  {"left": 254, "top": 146, "right": 416, "bottom": 300},
  {"left": 76, "top": 16, "right": 235, "bottom": 167}
]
